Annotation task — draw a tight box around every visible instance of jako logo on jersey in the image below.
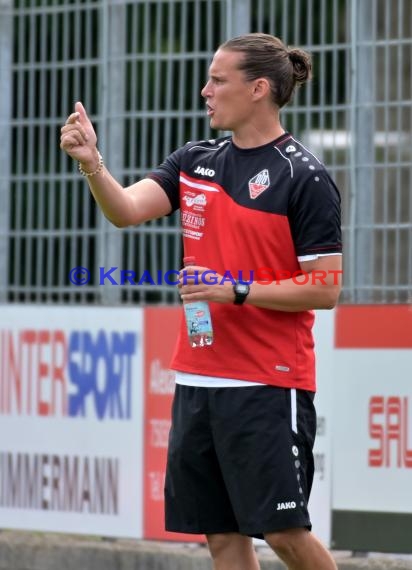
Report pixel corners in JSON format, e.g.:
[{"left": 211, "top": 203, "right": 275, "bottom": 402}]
[
  {"left": 194, "top": 165, "right": 215, "bottom": 177},
  {"left": 248, "top": 169, "right": 270, "bottom": 199},
  {"left": 276, "top": 501, "right": 297, "bottom": 510}
]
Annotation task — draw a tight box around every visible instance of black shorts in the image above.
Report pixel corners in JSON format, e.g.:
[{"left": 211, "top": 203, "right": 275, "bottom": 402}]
[{"left": 165, "top": 384, "right": 317, "bottom": 538}]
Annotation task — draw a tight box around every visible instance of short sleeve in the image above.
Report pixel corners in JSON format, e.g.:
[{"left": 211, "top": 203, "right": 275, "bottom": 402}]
[
  {"left": 288, "top": 169, "right": 342, "bottom": 257},
  {"left": 146, "top": 146, "right": 185, "bottom": 213}
]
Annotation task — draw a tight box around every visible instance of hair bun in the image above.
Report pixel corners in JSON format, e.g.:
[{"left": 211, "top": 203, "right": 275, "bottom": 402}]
[{"left": 288, "top": 48, "right": 312, "bottom": 84}]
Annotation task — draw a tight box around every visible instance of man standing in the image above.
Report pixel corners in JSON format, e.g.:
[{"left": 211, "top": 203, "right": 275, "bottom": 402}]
[{"left": 61, "top": 33, "right": 341, "bottom": 570}]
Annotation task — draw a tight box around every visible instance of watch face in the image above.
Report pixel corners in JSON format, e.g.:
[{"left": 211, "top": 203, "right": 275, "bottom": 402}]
[{"left": 236, "top": 283, "right": 249, "bottom": 294}]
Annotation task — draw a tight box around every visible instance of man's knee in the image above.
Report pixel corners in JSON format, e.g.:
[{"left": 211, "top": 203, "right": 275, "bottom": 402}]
[
  {"left": 207, "top": 533, "right": 236, "bottom": 556},
  {"left": 207, "top": 532, "right": 251, "bottom": 558},
  {"left": 264, "top": 528, "right": 309, "bottom": 559},
  {"left": 207, "top": 533, "right": 260, "bottom": 570}
]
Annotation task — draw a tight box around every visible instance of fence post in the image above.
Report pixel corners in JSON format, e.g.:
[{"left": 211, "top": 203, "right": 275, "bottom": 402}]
[
  {"left": 98, "top": 0, "right": 126, "bottom": 304},
  {"left": 0, "top": 0, "right": 12, "bottom": 303},
  {"left": 348, "top": 0, "right": 375, "bottom": 302},
  {"left": 226, "top": 0, "right": 250, "bottom": 39}
]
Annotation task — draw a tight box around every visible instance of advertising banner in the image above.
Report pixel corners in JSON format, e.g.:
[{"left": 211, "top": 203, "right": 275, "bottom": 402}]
[
  {"left": 0, "top": 306, "right": 144, "bottom": 538},
  {"left": 309, "top": 309, "right": 334, "bottom": 547},
  {"left": 143, "top": 306, "right": 333, "bottom": 545},
  {"left": 143, "top": 306, "right": 205, "bottom": 542},
  {"left": 332, "top": 305, "right": 412, "bottom": 552},
  {"left": 253, "top": 309, "right": 334, "bottom": 548}
]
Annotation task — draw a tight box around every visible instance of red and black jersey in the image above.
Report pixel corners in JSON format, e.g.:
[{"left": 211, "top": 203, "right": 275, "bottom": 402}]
[{"left": 148, "top": 132, "right": 342, "bottom": 391}]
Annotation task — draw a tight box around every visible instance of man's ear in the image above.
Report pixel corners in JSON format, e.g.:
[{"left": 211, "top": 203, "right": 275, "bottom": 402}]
[{"left": 251, "top": 78, "right": 271, "bottom": 101}]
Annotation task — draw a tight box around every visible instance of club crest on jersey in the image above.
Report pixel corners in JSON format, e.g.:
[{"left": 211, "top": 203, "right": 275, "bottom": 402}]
[{"left": 248, "top": 169, "right": 270, "bottom": 199}]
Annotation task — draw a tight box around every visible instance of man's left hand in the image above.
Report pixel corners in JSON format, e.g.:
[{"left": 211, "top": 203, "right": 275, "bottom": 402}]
[{"left": 179, "top": 265, "right": 235, "bottom": 304}]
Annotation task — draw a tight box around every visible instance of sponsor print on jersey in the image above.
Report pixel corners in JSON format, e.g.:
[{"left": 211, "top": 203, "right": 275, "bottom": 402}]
[
  {"left": 182, "top": 193, "right": 207, "bottom": 208},
  {"left": 180, "top": 172, "right": 223, "bottom": 241},
  {"left": 181, "top": 210, "right": 205, "bottom": 235},
  {"left": 181, "top": 193, "right": 206, "bottom": 240},
  {"left": 248, "top": 169, "right": 270, "bottom": 199}
]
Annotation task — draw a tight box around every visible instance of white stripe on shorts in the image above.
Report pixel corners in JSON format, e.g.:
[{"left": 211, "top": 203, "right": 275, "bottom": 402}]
[{"left": 291, "top": 388, "right": 298, "bottom": 433}]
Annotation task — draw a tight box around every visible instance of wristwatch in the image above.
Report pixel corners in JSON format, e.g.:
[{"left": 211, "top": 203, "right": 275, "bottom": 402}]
[{"left": 233, "top": 281, "right": 250, "bottom": 305}]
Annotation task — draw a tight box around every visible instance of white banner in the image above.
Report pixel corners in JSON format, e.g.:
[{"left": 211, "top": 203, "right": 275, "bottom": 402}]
[
  {"left": 309, "top": 309, "right": 334, "bottom": 546},
  {"left": 253, "top": 309, "right": 334, "bottom": 547},
  {"left": 0, "top": 306, "right": 144, "bottom": 537},
  {"left": 333, "top": 349, "right": 412, "bottom": 513}
]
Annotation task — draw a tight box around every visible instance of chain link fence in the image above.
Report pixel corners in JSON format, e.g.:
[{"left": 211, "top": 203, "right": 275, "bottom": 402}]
[{"left": 1, "top": 0, "right": 411, "bottom": 305}]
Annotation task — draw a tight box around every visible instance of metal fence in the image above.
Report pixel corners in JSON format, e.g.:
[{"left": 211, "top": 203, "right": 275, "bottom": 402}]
[{"left": 0, "top": 0, "right": 411, "bottom": 305}]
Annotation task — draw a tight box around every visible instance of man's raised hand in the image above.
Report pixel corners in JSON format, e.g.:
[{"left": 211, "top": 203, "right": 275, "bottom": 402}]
[{"left": 60, "top": 101, "right": 99, "bottom": 171}]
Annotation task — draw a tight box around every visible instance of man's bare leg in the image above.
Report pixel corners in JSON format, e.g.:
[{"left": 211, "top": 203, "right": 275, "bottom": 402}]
[
  {"left": 264, "top": 528, "right": 337, "bottom": 570},
  {"left": 207, "top": 532, "right": 260, "bottom": 570}
]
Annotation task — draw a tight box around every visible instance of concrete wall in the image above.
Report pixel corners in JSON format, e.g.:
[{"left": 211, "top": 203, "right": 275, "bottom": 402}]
[{"left": 1, "top": 532, "right": 412, "bottom": 570}]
